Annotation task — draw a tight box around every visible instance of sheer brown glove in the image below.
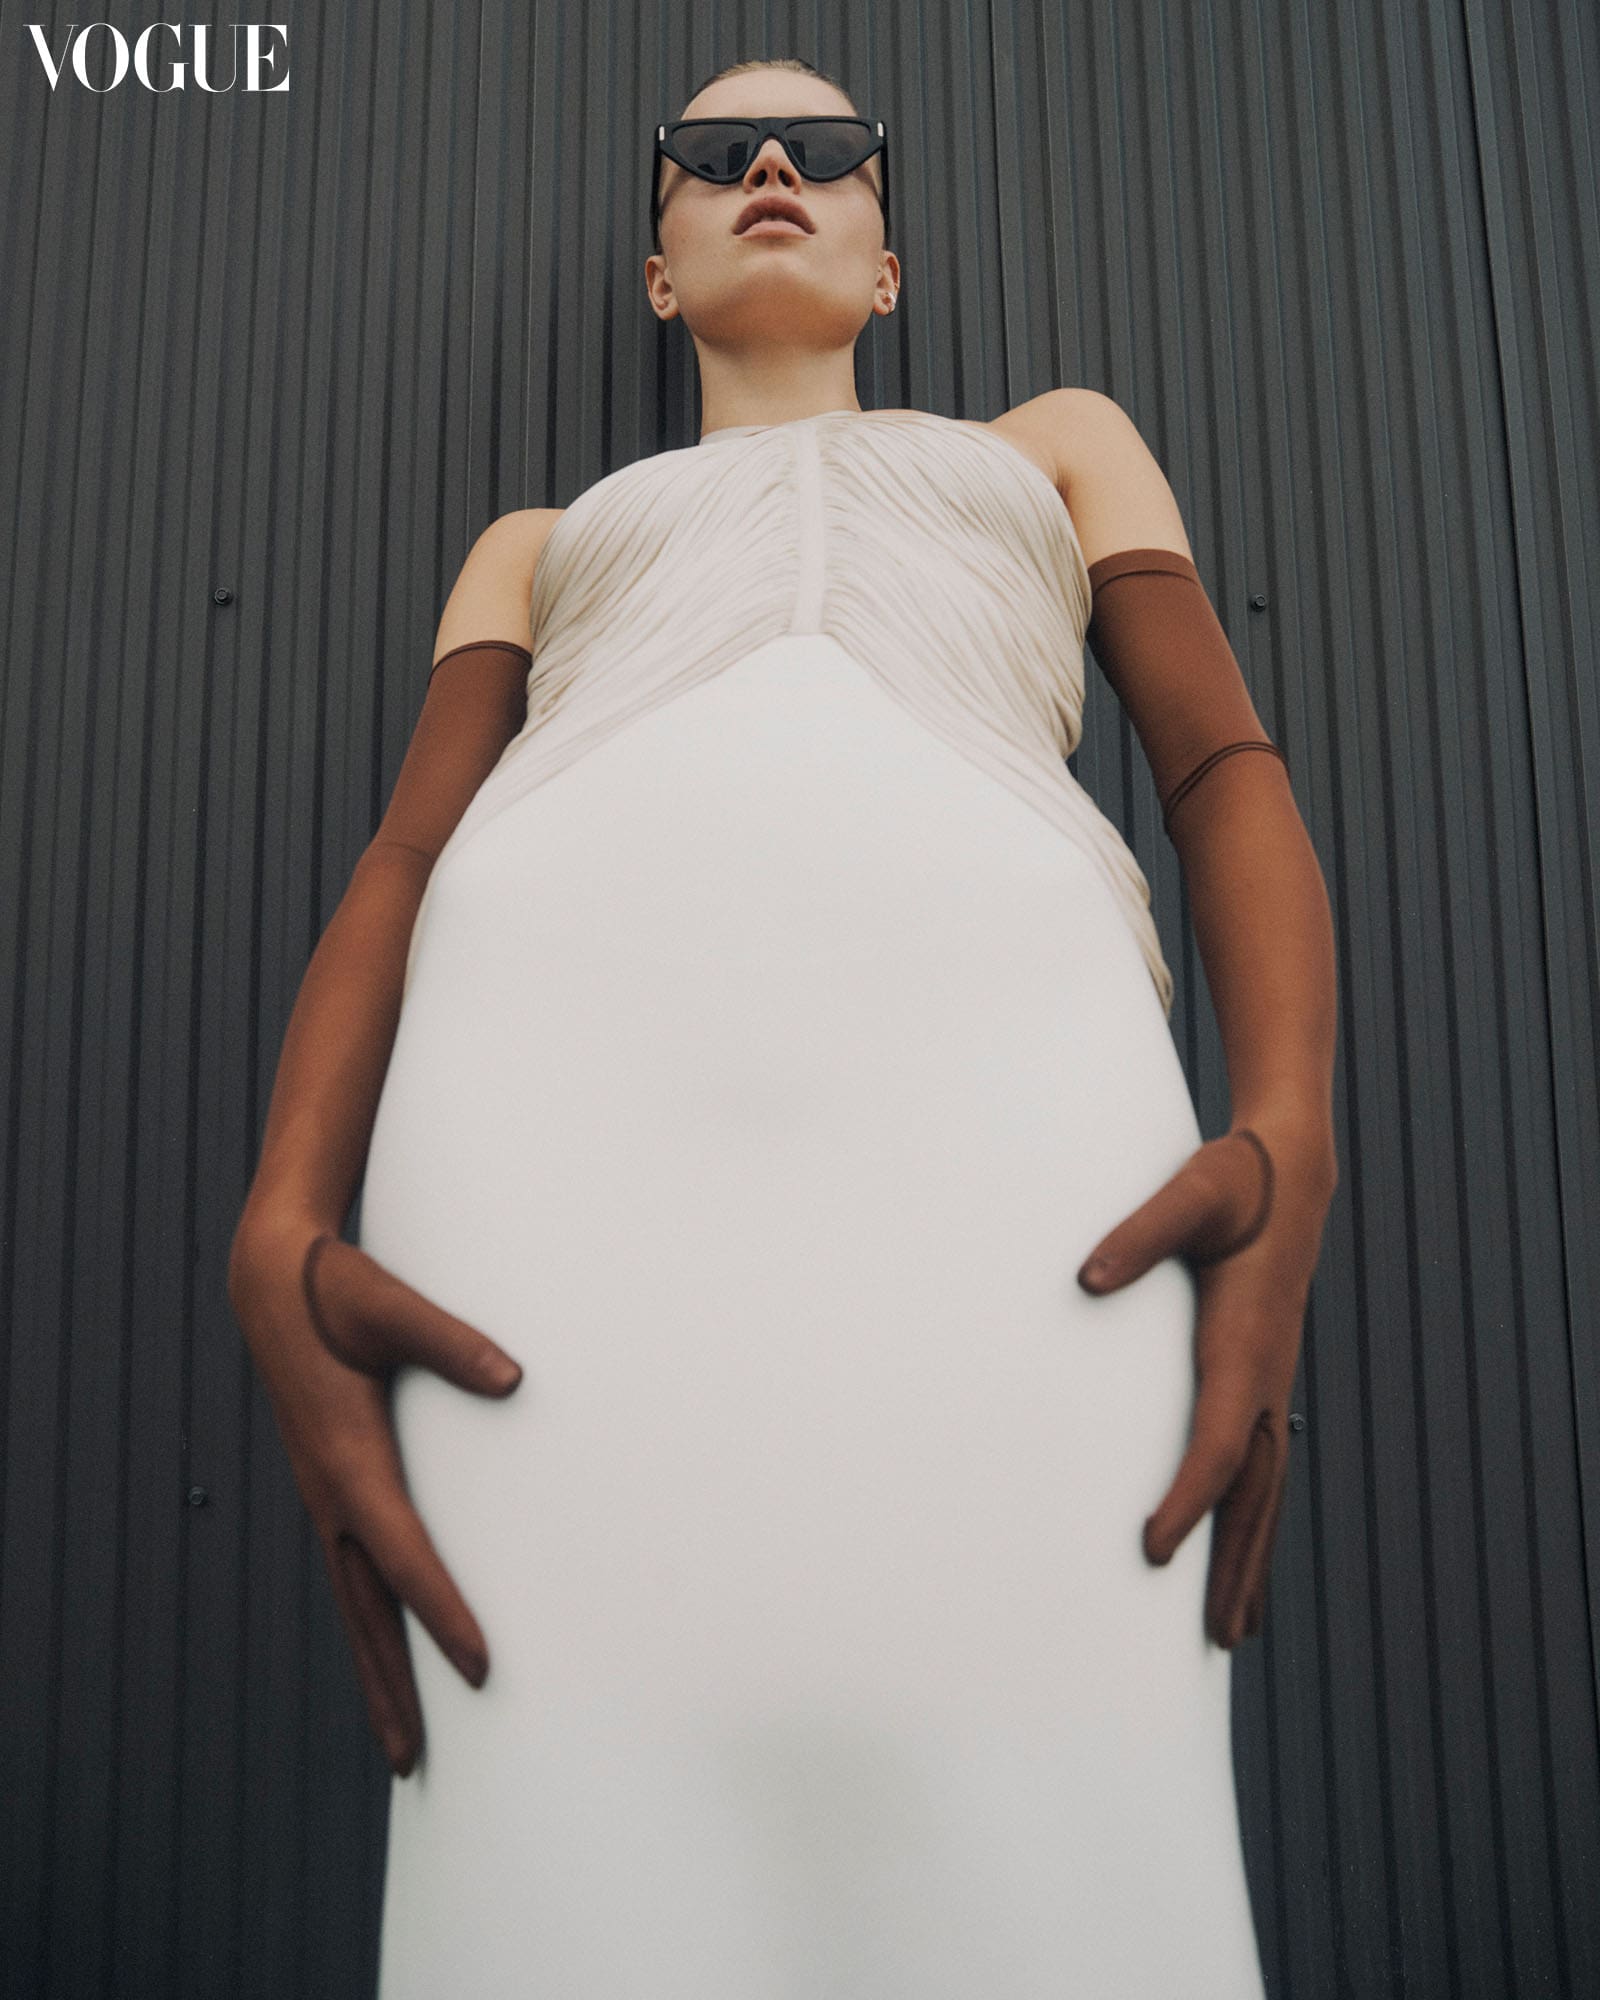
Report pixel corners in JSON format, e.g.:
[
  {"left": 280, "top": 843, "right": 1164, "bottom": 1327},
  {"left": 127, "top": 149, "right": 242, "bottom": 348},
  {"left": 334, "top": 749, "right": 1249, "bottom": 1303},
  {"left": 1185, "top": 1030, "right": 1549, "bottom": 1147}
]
[
  {"left": 1083, "top": 545, "right": 1287, "bottom": 835},
  {"left": 1080, "top": 549, "right": 1339, "bottom": 1648},
  {"left": 228, "top": 638, "right": 533, "bottom": 1774},
  {"left": 229, "top": 1213, "right": 524, "bottom": 1774},
  {"left": 376, "top": 640, "right": 534, "bottom": 858},
  {"left": 236, "top": 639, "right": 531, "bottom": 1228},
  {"left": 1076, "top": 1119, "right": 1335, "bottom": 1648}
]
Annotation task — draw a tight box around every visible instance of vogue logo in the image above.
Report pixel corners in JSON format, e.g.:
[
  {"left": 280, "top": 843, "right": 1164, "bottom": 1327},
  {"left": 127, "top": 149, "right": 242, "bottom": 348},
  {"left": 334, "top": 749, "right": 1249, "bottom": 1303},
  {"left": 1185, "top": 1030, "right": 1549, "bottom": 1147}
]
[{"left": 27, "top": 21, "right": 289, "bottom": 91}]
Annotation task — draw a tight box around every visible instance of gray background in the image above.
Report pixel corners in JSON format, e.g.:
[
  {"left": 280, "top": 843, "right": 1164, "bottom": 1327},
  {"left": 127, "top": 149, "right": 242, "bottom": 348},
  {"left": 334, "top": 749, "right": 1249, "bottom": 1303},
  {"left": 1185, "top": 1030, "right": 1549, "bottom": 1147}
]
[{"left": 1, "top": 2, "right": 1596, "bottom": 1994}]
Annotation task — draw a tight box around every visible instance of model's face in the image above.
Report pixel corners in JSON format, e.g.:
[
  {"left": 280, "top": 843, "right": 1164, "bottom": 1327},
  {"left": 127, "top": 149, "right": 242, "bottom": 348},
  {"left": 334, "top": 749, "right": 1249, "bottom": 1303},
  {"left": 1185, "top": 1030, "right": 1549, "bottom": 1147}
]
[{"left": 645, "top": 74, "right": 895, "bottom": 343}]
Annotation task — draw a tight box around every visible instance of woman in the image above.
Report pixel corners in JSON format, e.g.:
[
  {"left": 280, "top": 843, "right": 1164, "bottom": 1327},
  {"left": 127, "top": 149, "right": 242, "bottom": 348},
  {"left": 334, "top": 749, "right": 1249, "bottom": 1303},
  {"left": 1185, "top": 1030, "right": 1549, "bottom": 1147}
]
[{"left": 229, "top": 53, "right": 1338, "bottom": 1998}]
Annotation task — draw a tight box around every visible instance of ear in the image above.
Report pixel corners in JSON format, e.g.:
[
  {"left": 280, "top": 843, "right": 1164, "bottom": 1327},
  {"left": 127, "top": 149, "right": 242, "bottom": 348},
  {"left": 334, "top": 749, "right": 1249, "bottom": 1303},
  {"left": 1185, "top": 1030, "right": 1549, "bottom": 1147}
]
[{"left": 644, "top": 254, "right": 679, "bottom": 323}]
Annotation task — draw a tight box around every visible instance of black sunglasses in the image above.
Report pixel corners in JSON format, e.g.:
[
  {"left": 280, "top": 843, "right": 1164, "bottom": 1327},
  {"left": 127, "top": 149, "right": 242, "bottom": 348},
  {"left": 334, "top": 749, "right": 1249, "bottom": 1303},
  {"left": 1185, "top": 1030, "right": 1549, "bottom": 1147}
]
[{"left": 651, "top": 116, "right": 890, "bottom": 250}]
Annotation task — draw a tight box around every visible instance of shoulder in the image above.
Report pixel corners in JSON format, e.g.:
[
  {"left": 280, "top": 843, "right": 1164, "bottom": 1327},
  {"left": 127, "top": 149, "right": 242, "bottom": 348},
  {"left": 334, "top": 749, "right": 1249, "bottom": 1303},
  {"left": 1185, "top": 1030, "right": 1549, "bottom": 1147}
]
[
  {"left": 983, "top": 387, "right": 1135, "bottom": 493},
  {"left": 451, "top": 507, "right": 568, "bottom": 594},
  {"left": 431, "top": 507, "right": 567, "bottom": 665},
  {"left": 992, "top": 389, "right": 1193, "bottom": 572},
  {"left": 481, "top": 505, "right": 567, "bottom": 572}
]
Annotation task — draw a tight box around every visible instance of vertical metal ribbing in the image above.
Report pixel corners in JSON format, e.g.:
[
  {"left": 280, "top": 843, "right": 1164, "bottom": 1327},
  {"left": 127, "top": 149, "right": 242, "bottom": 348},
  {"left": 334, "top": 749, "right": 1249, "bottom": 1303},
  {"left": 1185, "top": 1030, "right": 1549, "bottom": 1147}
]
[{"left": 790, "top": 424, "right": 825, "bottom": 633}]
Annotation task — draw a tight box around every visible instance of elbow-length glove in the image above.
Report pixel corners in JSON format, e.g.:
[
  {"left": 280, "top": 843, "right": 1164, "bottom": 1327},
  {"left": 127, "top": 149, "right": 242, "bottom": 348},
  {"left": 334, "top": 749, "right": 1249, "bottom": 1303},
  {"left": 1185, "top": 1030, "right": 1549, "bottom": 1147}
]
[
  {"left": 1076, "top": 548, "right": 1339, "bottom": 1649},
  {"left": 1082, "top": 545, "right": 1290, "bottom": 836},
  {"left": 228, "top": 640, "right": 535, "bottom": 1775}
]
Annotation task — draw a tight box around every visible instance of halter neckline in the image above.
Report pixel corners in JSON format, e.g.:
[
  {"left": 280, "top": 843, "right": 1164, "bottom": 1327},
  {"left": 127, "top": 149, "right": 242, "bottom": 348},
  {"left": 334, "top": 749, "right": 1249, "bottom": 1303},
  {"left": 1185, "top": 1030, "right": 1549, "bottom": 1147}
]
[{"left": 698, "top": 408, "right": 868, "bottom": 444}]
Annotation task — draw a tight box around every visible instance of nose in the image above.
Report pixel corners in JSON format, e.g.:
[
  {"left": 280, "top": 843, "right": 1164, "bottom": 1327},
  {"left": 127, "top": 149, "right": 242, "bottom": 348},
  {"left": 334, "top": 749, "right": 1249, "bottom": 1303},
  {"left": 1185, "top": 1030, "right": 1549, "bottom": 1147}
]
[{"left": 743, "top": 136, "right": 799, "bottom": 191}]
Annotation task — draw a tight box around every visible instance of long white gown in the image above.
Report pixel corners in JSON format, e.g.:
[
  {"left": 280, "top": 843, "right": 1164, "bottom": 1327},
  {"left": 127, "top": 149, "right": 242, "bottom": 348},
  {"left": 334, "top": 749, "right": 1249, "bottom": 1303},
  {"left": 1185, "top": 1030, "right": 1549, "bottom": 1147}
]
[{"left": 358, "top": 408, "right": 1265, "bottom": 1996}]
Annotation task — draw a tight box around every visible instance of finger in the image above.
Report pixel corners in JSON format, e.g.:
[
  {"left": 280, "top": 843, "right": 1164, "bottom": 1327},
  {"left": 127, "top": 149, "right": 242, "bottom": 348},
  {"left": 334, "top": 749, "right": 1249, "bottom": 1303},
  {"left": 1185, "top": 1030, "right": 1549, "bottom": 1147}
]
[
  {"left": 1078, "top": 1168, "right": 1214, "bottom": 1293},
  {"left": 1236, "top": 1463, "right": 1289, "bottom": 1641},
  {"left": 355, "top": 1488, "right": 492, "bottom": 1695},
  {"left": 1242, "top": 1558, "right": 1272, "bottom": 1638},
  {"left": 1203, "top": 1411, "right": 1278, "bottom": 1639},
  {"left": 1203, "top": 1412, "right": 1280, "bottom": 1646},
  {"left": 335, "top": 1532, "right": 430, "bottom": 1751},
  {"left": 1143, "top": 1369, "right": 1262, "bottom": 1566},
  {"left": 1078, "top": 1133, "right": 1264, "bottom": 1293},
  {"left": 1231, "top": 1433, "right": 1288, "bottom": 1611},
  {"left": 306, "top": 1235, "right": 524, "bottom": 1395},
  {"left": 1200, "top": 1473, "right": 1263, "bottom": 1645},
  {"left": 321, "top": 1533, "right": 421, "bottom": 1776}
]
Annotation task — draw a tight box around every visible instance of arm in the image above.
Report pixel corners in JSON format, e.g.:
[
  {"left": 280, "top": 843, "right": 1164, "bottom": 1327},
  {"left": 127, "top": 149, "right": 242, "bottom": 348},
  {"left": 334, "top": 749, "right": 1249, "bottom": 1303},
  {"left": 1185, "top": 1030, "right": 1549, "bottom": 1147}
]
[
  {"left": 1084, "top": 544, "right": 1337, "bottom": 1164},
  {"left": 1056, "top": 390, "right": 1338, "bottom": 1172},
  {"left": 1037, "top": 388, "right": 1338, "bottom": 1647},
  {"left": 233, "top": 508, "right": 558, "bottom": 1244},
  {"left": 227, "top": 507, "right": 560, "bottom": 1776}
]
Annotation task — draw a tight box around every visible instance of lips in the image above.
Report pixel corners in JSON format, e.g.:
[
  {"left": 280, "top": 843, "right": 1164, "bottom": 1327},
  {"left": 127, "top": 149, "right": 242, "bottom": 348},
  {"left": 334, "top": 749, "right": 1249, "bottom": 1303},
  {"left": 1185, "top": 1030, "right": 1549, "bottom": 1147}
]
[{"left": 735, "top": 195, "right": 813, "bottom": 234}]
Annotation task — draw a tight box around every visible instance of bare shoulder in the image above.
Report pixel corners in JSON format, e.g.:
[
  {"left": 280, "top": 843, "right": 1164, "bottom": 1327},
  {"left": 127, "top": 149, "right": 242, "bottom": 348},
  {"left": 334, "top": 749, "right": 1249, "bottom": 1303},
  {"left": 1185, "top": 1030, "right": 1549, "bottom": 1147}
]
[
  {"left": 993, "top": 389, "right": 1194, "bottom": 571},
  {"left": 430, "top": 507, "right": 567, "bottom": 666},
  {"left": 970, "top": 392, "right": 1069, "bottom": 493},
  {"left": 480, "top": 506, "right": 568, "bottom": 579}
]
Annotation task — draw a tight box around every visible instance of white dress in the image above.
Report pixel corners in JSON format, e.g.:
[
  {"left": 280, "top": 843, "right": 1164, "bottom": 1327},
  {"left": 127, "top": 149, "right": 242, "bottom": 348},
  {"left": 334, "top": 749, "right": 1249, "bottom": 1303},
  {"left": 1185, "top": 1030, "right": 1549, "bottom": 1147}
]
[{"left": 359, "top": 408, "right": 1265, "bottom": 1996}]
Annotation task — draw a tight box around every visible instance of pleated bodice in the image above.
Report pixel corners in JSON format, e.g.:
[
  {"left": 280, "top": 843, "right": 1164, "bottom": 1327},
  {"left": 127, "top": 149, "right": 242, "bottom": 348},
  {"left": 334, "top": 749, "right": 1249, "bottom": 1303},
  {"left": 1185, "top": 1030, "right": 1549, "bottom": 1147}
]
[{"left": 416, "top": 408, "right": 1173, "bottom": 1016}]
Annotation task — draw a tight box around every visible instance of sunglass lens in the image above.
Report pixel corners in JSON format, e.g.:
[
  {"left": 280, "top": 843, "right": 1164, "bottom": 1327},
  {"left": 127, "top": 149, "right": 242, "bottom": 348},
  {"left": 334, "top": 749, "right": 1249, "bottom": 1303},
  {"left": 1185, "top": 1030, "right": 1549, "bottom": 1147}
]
[
  {"left": 675, "top": 119, "right": 870, "bottom": 182},
  {"left": 674, "top": 124, "right": 759, "bottom": 178},
  {"left": 789, "top": 121, "right": 871, "bottom": 175}
]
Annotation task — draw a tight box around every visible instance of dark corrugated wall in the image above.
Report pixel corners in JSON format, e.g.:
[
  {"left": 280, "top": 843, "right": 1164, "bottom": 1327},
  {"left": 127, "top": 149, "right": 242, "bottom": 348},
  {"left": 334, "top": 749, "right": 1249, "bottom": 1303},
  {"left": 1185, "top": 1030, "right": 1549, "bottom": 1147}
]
[{"left": 2, "top": 2, "right": 1595, "bottom": 1994}]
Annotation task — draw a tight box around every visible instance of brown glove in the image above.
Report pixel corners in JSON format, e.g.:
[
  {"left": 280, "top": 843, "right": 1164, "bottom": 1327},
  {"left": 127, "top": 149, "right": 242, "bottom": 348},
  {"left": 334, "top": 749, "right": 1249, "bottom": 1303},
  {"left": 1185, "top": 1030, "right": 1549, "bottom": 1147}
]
[
  {"left": 228, "top": 639, "right": 533, "bottom": 1774},
  {"left": 1079, "top": 548, "right": 1339, "bottom": 1648},
  {"left": 1083, "top": 545, "right": 1288, "bottom": 834}
]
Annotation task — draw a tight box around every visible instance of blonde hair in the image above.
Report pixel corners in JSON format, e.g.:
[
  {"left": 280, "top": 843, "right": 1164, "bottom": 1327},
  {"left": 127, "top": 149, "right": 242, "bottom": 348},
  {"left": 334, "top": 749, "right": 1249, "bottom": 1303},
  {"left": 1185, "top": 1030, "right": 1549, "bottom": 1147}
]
[{"left": 681, "top": 56, "right": 858, "bottom": 118}]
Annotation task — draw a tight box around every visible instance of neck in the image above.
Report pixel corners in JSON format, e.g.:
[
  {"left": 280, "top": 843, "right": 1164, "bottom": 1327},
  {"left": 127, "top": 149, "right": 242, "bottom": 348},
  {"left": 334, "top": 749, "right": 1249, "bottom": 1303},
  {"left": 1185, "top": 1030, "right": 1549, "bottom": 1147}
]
[{"left": 695, "top": 357, "right": 863, "bottom": 442}]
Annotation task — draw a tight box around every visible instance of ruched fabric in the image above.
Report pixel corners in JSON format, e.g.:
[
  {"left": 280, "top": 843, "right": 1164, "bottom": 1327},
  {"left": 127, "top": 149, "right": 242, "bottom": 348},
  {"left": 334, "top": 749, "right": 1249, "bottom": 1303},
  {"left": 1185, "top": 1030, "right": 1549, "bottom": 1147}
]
[{"left": 406, "top": 410, "right": 1174, "bottom": 1017}]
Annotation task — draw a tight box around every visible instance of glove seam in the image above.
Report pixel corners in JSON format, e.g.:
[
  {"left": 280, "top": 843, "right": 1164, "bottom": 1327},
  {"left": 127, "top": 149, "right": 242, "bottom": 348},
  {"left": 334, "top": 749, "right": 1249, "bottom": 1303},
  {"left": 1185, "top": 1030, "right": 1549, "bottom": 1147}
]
[
  {"left": 428, "top": 638, "right": 534, "bottom": 682},
  {"left": 1161, "top": 740, "right": 1288, "bottom": 835}
]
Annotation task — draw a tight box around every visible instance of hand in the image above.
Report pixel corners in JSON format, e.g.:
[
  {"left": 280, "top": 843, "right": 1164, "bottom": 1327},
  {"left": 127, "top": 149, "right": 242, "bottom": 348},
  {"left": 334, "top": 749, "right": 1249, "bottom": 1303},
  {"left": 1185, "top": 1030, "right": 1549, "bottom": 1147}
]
[
  {"left": 227, "top": 1210, "right": 524, "bottom": 1775},
  {"left": 1075, "top": 1117, "right": 1337, "bottom": 1647}
]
